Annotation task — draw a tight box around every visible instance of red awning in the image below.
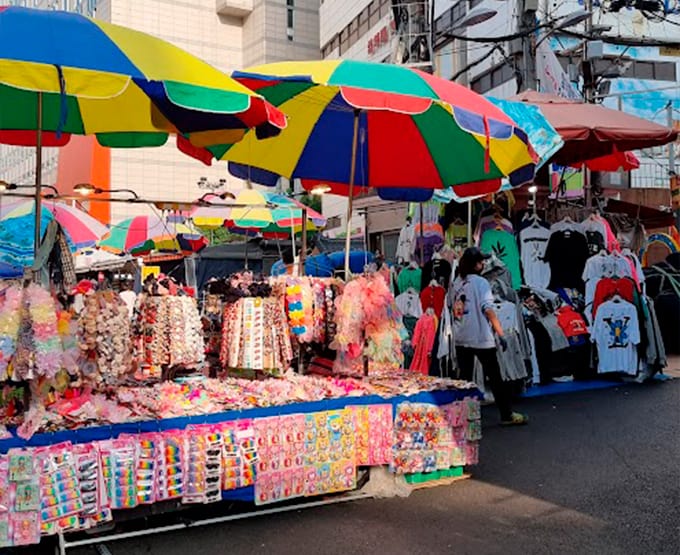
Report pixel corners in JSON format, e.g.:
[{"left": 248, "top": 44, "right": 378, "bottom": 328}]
[{"left": 511, "top": 90, "right": 678, "bottom": 166}]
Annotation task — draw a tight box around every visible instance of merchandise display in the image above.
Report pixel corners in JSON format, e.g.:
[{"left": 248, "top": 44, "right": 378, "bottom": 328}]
[
  {"left": 0, "top": 379, "right": 481, "bottom": 548},
  {"left": 333, "top": 274, "right": 404, "bottom": 374},
  {"left": 78, "top": 290, "right": 132, "bottom": 386},
  {"left": 135, "top": 295, "right": 204, "bottom": 374}
]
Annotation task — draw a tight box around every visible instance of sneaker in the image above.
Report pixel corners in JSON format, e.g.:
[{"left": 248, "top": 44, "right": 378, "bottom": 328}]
[{"left": 500, "top": 412, "right": 529, "bottom": 426}]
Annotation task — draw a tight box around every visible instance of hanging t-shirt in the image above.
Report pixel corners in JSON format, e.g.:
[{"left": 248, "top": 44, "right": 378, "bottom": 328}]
[
  {"left": 544, "top": 229, "right": 589, "bottom": 292},
  {"left": 397, "top": 266, "right": 422, "bottom": 294},
  {"left": 592, "top": 298, "right": 640, "bottom": 375},
  {"left": 584, "top": 230, "right": 606, "bottom": 256},
  {"left": 582, "top": 252, "right": 632, "bottom": 320},
  {"left": 395, "top": 290, "right": 423, "bottom": 318},
  {"left": 519, "top": 224, "right": 551, "bottom": 289},
  {"left": 479, "top": 229, "right": 522, "bottom": 290},
  {"left": 396, "top": 223, "right": 416, "bottom": 263},
  {"left": 592, "top": 277, "right": 635, "bottom": 318},
  {"left": 451, "top": 274, "right": 495, "bottom": 349},
  {"left": 420, "top": 284, "right": 446, "bottom": 319},
  {"left": 421, "top": 258, "right": 453, "bottom": 290},
  {"left": 555, "top": 305, "right": 589, "bottom": 346}
]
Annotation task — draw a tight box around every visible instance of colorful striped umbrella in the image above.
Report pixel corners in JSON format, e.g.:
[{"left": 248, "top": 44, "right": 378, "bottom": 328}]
[
  {"left": 211, "top": 60, "right": 536, "bottom": 272},
  {"left": 98, "top": 216, "right": 207, "bottom": 255},
  {"left": 216, "top": 60, "right": 536, "bottom": 199},
  {"left": 2, "top": 200, "right": 107, "bottom": 249},
  {"left": 0, "top": 210, "right": 72, "bottom": 268},
  {"left": 0, "top": 6, "right": 286, "bottom": 155},
  {"left": 182, "top": 191, "right": 325, "bottom": 235}
]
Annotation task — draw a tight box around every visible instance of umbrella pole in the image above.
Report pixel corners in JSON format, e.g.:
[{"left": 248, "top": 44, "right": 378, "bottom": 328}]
[
  {"left": 467, "top": 199, "right": 472, "bottom": 247},
  {"left": 418, "top": 203, "right": 424, "bottom": 264},
  {"left": 33, "top": 92, "right": 44, "bottom": 264},
  {"left": 343, "top": 110, "right": 360, "bottom": 278},
  {"left": 300, "top": 207, "right": 307, "bottom": 277}
]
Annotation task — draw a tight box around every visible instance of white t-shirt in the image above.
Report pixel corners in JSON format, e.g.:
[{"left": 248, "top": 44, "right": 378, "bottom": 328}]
[
  {"left": 119, "top": 290, "right": 137, "bottom": 319},
  {"left": 592, "top": 298, "right": 640, "bottom": 375},
  {"left": 583, "top": 252, "right": 632, "bottom": 322},
  {"left": 396, "top": 224, "right": 415, "bottom": 263},
  {"left": 395, "top": 290, "right": 423, "bottom": 318},
  {"left": 519, "top": 225, "right": 551, "bottom": 289},
  {"left": 451, "top": 274, "right": 495, "bottom": 349}
]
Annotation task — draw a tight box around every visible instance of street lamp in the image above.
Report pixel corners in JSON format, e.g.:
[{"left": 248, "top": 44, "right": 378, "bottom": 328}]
[
  {"left": 74, "top": 183, "right": 140, "bottom": 199},
  {"left": 309, "top": 184, "right": 331, "bottom": 196},
  {"left": 0, "top": 181, "right": 59, "bottom": 197},
  {"left": 456, "top": 7, "right": 497, "bottom": 29},
  {"left": 197, "top": 177, "right": 227, "bottom": 191},
  {"left": 197, "top": 191, "right": 236, "bottom": 204},
  {"left": 535, "top": 9, "right": 592, "bottom": 48}
]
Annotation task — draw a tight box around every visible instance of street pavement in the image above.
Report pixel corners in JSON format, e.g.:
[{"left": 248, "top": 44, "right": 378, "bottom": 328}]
[{"left": 31, "top": 378, "right": 680, "bottom": 555}]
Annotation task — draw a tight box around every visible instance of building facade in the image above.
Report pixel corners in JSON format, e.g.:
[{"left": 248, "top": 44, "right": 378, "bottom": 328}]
[
  {"left": 0, "top": 0, "right": 321, "bottom": 222},
  {"left": 434, "top": 0, "right": 680, "bottom": 195},
  {"left": 319, "top": 0, "right": 415, "bottom": 257}
]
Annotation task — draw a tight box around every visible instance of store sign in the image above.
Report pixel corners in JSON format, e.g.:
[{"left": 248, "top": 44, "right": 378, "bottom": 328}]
[
  {"left": 367, "top": 19, "right": 396, "bottom": 56},
  {"left": 536, "top": 40, "right": 582, "bottom": 101},
  {"left": 142, "top": 265, "right": 161, "bottom": 281}
]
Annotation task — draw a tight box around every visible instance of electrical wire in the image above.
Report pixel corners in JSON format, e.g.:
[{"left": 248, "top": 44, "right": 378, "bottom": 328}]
[
  {"left": 561, "top": 28, "right": 680, "bottom": 48},
  {"left": 451, "top": 44, "right": 501, "bottom": 81}
]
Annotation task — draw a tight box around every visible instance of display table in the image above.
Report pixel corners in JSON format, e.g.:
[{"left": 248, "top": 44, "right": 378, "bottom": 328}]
[{"left": 0, "top": 384, "right": 481, "bottom": 552}]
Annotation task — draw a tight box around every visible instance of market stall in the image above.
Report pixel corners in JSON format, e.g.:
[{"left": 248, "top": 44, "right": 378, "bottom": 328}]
[{"left": 0, "top": 272, "right": 482, "bottom": 551}]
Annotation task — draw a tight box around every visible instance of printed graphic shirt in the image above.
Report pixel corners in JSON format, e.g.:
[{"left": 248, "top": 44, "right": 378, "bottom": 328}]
[
  {"left": 479, "top": 229, "right": 522, "bottom": 290},
  {"left": 519, "top": 224, "right": 551, "bottom": 289},
  {"left": 451, "top": 274, "right": 495, "bottom": 349},
  {"left": 592, "top": 299, "right": 640, "bottom": 375}
]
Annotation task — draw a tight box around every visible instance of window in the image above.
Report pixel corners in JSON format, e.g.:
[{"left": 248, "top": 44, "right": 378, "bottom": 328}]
[
  {"left": 470, "top": 62, "right": 516, "bottom": 94},
  {"left": 358, "top": 6, "right": 369, "bottom": 36},
  {"left": 349, "top": 18, "right": 359, "bottom": 48},
  {"left": 287, "top": 0, "right": 294, "bottom": 41},
  {"left": 339, "top": 28, "right": 349, "bottom": 54},
  {"left": 654, "top": 61, "right": 676, "bottom": 81},
  {"left": 369, "top": 0, "right": 380, "bottom": 26},
  {"left": 633, "top": 61, "right": 654, "bottom": 80}
]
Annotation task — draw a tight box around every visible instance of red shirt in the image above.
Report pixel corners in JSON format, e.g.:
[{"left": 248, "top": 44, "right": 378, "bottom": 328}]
[
  {"left": 555, "top": 305, "right": 588, "bottom": 337},
  {"left": 420, "top": 285, "right": 446, "bottom": 319},
  {"left": 592, "top": 277, "right": 634, "bottom": 317}
]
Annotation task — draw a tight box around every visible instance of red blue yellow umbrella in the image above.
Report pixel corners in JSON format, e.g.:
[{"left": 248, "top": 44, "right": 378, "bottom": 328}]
[
  {"left": 98, "top": 216, "right": 207, "bottom": 256},
  {"left": 216, "top": 60, "right": 537, "bottom": 199},
  {"left": 0, "top": 6, "right": 286, "bottom": 156}
]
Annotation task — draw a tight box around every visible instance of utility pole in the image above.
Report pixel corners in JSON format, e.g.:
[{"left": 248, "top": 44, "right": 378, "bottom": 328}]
[{"left": 520, "top": 0, "right": 538, "bottom": 91}]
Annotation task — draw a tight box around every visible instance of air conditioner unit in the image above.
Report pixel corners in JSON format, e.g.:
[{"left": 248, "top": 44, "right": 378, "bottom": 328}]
[{"left": 216, "top": 0, "right": 253, "bottom": 18}]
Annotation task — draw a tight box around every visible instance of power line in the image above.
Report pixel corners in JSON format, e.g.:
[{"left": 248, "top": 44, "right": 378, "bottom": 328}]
[{"left": 561, "top": 28, "right": 680, "bottom": 48}]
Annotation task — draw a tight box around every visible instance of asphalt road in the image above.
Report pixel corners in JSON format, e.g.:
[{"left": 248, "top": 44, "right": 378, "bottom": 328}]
[{"left": 27, "top": 379, "right": 680, "bottom": 555}]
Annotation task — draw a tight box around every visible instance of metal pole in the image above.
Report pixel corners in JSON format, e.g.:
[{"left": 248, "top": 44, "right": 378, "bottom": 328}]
[
  {"left": 343, "top": 110, "right": 361, "bottom": 278},
  {"left": 418, "top": 202, "right": 424, "bottom": 263},
  {"left": 668, "top": 102, "right": 676, "bottom": 176},
  {"left": 467, "top": 199, "right": 472, "bottom": 246},
  {"left": 299, "top": 207, "right": 307, "bottom": 277},
  {"left": 668, "top": 102, "right": 679, "bottom": 230},
  {"left": 582, "top": 0, "right": 593, "bottom": 207},
  {"left": 34, "top": 92, "right": 43, "bottom": 262}
]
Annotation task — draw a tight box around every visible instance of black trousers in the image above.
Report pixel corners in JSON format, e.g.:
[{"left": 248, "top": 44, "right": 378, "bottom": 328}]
[{"left": 456, "top": 346, "right": 513, "bottom": 421}]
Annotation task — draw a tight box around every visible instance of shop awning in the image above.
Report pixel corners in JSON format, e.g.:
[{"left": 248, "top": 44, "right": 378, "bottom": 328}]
[
  {"left": 511, "top": 90, "right": 678, "bottom": 166},
  {"left": 605, "top": 198, "right": 676, "bottom": 228}
]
